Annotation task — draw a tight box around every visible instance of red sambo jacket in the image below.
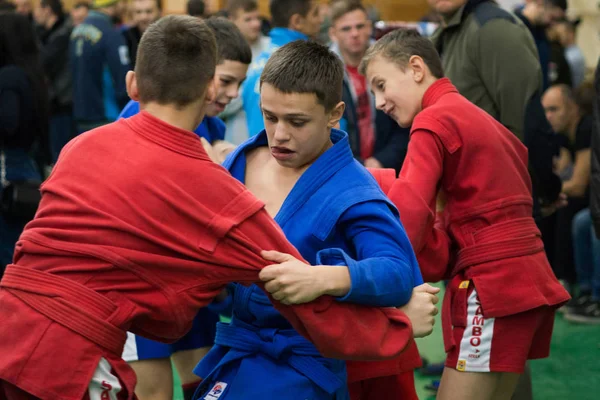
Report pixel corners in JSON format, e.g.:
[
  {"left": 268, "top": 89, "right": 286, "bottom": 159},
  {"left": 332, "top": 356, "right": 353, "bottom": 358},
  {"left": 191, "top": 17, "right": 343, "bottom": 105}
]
[
  {"left": 0, "top": 112, "right": 413, "bottom": 400},
  {"left": 371, "top": 78, "right": 569, "bottom": 317}
]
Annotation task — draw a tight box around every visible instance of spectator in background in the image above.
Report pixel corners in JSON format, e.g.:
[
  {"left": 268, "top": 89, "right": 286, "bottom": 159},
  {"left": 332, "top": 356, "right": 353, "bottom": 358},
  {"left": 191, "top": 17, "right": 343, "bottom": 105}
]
[
  {"left": 430, "top": 0, "right": 541, "bottom": 141},
  {"left": 592, "top": 58, "right": 600, "bottom": 240},
  {"left": 187, "top": 0, "right": 205, "bottom": 18},
  {"left": 553, "top": 19, "right": 586, "bottom": 88},
  {"left": 70, "top": 1, "right": 89, "bottom": 26},
  {"left": 515, "top": 0, "right": 570, "bottom": 89},
  {"left": 565, "top": 72, "right": 600, "bottom": 324},
  {"left": 567, "top": 207, "right": 600, "bottom": 323},
  {"left": 545, "top": 0, "right": 566, "bottom": 21},
  {"left": 242, "top": 0, "right": 323, "bottom": 137},
  {"left": 542, "top": 83, "right": 593, "bottom": 291},
  {"left": 329, "top": 0, "right": 408, "bottom": 171},
  {"left": 227, "top": 0, "right": 269, "bottom": 59},
  {"left": 113, "top": 0, "right": 128, "bottom": 27},
  {"left": 70, "top": 0, "right": 131, "bottom": 134},
  {"left": 34, "top": 0, "right": 74, "bottom": 163},
  {"left": 13, "top": 0, "right": 32, "bottom": 20},
  {"left": 122, "top": 0, "right": 161, "bottom": 68},
  {"left": 0, "top": 0, "right": 15, "bottom": 12},
  {"left": 220, "top": 0, "right": 271, "bottom": 145},
  {"left": 0, "top": 12, "right": 48, "bottom": 275}
]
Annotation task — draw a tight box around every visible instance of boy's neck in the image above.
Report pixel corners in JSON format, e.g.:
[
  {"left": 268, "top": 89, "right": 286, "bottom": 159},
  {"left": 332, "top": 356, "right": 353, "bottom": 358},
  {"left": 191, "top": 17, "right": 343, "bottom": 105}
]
[{"left": 141, "top": 102, "right": 205, "bottom": 132}]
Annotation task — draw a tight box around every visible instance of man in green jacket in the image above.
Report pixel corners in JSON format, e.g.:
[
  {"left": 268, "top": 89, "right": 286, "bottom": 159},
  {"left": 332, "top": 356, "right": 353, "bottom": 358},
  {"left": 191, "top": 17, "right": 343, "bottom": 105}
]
[{"left": 429, "top": 0, "right": 541, "bottom": 141}]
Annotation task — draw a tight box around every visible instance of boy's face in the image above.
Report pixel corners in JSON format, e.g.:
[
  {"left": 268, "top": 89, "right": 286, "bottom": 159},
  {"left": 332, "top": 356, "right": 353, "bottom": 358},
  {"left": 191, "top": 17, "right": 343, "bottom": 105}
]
[
  {"left": 260, "top": 83, "right": 343, "bottom": 169},
  {"left": 205, "top": 60, "right": 249, "bottom": 117},
  {"left": 232, "top": 8, "right": 262, "bottom": 43},
  {"left": 131, "top": 0, "right": 161, "bottom": 33},
  {"left": 71, "top": 6, "right": 89, "bottom": 26},
  {"left": 295, "top": 2, "right": 323, "bottom": 39},
  {"left": 330, "top": 9, "right": 372, "bottom": 58},
  {"left": 366, "top": 55, "right": 423, "bottom": 128}
]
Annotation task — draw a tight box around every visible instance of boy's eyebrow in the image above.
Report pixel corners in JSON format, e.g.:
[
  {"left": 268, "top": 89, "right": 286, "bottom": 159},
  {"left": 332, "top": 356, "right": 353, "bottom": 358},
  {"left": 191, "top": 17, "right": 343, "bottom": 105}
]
[
  {"left": 261, "top": 108, "right": 310, "bottom": 118},
  {"left": 284, "top": 113, "right": 311, "bottom": 118}
]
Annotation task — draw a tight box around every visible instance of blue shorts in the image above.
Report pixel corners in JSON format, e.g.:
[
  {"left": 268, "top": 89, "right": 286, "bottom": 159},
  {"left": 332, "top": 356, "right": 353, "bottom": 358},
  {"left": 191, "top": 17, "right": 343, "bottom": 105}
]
[{"left": 122, "top": 308, "right": 219, "bottom": 362}]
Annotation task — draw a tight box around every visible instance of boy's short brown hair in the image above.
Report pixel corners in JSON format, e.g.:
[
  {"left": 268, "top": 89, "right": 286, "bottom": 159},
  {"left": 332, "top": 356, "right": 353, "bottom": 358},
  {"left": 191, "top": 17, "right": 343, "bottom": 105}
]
[
  {"left": 260, "top": 40, "right": 343, "bottom": 112},
  {"left": 206, "top": 17, "right": 252, "bottom": 65},
  {"left": 270, "top": 0, "right": 312, "bottom": 28},
  {"left": 226, "top": 0, "right": 258, "bottom": 17},
  {"left": 359, "top": 28, "right": 445, "bottom": 79},
  {"left": 186, "top": 0, "right": 205, "bottom": 18},
  {"left": 135, "top": 15, "right": 217, "bottom": 107},
  {"left": 329, "top": 0, "right": 366, "bottom": 25}
]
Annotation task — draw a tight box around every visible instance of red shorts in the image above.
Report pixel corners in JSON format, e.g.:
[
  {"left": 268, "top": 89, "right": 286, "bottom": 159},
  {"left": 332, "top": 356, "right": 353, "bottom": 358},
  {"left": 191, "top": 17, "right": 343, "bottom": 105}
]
[
  {"left": 444, "top": 279, "right": 556, "bottom": 374},
  {"left": 0, "top": 358, "right": 130, "bottom": 400},
  {"left": 348, "top": 371, "right": 418, "bottom": 400}
]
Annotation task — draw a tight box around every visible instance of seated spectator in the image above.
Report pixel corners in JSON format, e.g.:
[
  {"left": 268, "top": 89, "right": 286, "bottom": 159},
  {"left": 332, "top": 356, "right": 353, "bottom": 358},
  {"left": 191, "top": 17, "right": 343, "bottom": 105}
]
[
  {"left": 566, "top": 208, "right": 600, "bottom": 323},
  {"left": 541, "top": 83, "right": 593, "bottom": 289},
  {"left": 592, "top": 58, "right": 600, "bottom": 240},
  {"left": 566, "top": 56, "right": 600, "bottom": 323}
]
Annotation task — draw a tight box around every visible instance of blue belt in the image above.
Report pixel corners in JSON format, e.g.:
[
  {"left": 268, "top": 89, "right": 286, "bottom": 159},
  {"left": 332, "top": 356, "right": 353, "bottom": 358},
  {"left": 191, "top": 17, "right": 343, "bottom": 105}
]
[{"left": 213, "top": 322, "right": 345, "bottom": 394}]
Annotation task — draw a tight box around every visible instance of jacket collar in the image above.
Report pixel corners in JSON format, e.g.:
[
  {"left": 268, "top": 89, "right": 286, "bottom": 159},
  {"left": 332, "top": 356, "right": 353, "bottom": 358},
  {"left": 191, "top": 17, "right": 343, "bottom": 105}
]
[
  {"left": 125, "top": 111, "right": 211, "bottom": 160},
  {"left": 269, "top": 28, "right": 309, "bottom": 47},
  {"left": 422, "top": 78, "right": 459, "bottom": 109}
]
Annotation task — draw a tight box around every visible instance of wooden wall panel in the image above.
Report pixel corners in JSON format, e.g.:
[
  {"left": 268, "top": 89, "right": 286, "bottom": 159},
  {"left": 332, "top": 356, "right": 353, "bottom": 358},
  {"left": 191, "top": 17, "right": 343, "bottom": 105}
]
[
  {"left": 55, "top": 0, "right": 430, "bottom": 21},
  {"left": 257, "top": 0, "right": 431, "bottom": 22}
]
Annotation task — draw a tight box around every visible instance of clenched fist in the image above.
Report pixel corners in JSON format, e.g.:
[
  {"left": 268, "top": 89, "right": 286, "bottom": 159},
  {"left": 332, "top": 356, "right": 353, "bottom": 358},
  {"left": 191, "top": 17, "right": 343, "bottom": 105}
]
[{"left": 399, "top": 283, "right": 440, "bottom": 338}]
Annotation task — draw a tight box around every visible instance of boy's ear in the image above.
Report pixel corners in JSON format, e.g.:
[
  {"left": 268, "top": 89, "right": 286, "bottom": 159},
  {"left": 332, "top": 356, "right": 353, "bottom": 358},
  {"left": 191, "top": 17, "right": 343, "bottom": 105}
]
[
  {"left": 409, "top": 55, "right": 426, "bottom": 83},
  {"left": 328, "top": 26, "right": 337, "bottom": 43},
  {"left": 289, "top": 13, "right": 304, "bottom": 32},
  {"left": 328, "top": 101, "right": 346, "bottom": 129},
  {"left": 126, "top": 71, "right": 140, "bottom": 102}
]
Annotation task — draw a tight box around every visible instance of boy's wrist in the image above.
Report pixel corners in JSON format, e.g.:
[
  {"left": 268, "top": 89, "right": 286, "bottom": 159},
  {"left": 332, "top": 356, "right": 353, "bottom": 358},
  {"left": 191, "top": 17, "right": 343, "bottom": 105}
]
[{"left": 319, "top": 265, "right": 351, "bottom": 298}]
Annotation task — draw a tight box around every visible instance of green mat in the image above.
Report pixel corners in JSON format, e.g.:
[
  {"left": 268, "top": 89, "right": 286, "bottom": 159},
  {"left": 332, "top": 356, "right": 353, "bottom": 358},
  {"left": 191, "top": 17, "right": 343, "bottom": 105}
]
[{"left": 173, "top": 286, "right": 599, "bottom": 399}]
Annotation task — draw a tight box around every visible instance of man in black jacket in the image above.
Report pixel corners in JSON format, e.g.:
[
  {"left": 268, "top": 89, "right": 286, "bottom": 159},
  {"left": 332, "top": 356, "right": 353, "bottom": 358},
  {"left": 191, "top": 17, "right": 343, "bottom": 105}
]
[
  {"left": 34, "top": 0, "right": 73, "bottom": 163},
  {"left": 329, "top": 0, "right": 407, "bottom": 171}
]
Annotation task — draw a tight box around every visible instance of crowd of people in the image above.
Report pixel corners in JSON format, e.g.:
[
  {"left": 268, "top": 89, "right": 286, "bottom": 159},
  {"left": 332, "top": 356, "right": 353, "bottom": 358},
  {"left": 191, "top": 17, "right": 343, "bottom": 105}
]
[{"left": 0, "top": 0, "right": 598, "bottom": 399}]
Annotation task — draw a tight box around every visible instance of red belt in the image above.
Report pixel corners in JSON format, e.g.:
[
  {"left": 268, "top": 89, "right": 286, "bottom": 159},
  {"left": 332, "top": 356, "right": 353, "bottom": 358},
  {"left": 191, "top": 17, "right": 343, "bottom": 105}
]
[
  {"left": 451, "top": 218, "right": 544, "bottom": 277},
  {"left": 1, "top": 265, "right": 127, "bottom": 355},
  {"left": 443, "top": 218, "right": 544, "bottom": 352}
]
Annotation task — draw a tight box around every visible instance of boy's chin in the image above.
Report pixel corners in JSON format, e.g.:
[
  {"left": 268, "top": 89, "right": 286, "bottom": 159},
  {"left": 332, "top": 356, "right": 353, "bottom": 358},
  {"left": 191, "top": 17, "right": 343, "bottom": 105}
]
[{"left": 204, "top": 107, "right": 219, "bottom": 118}]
